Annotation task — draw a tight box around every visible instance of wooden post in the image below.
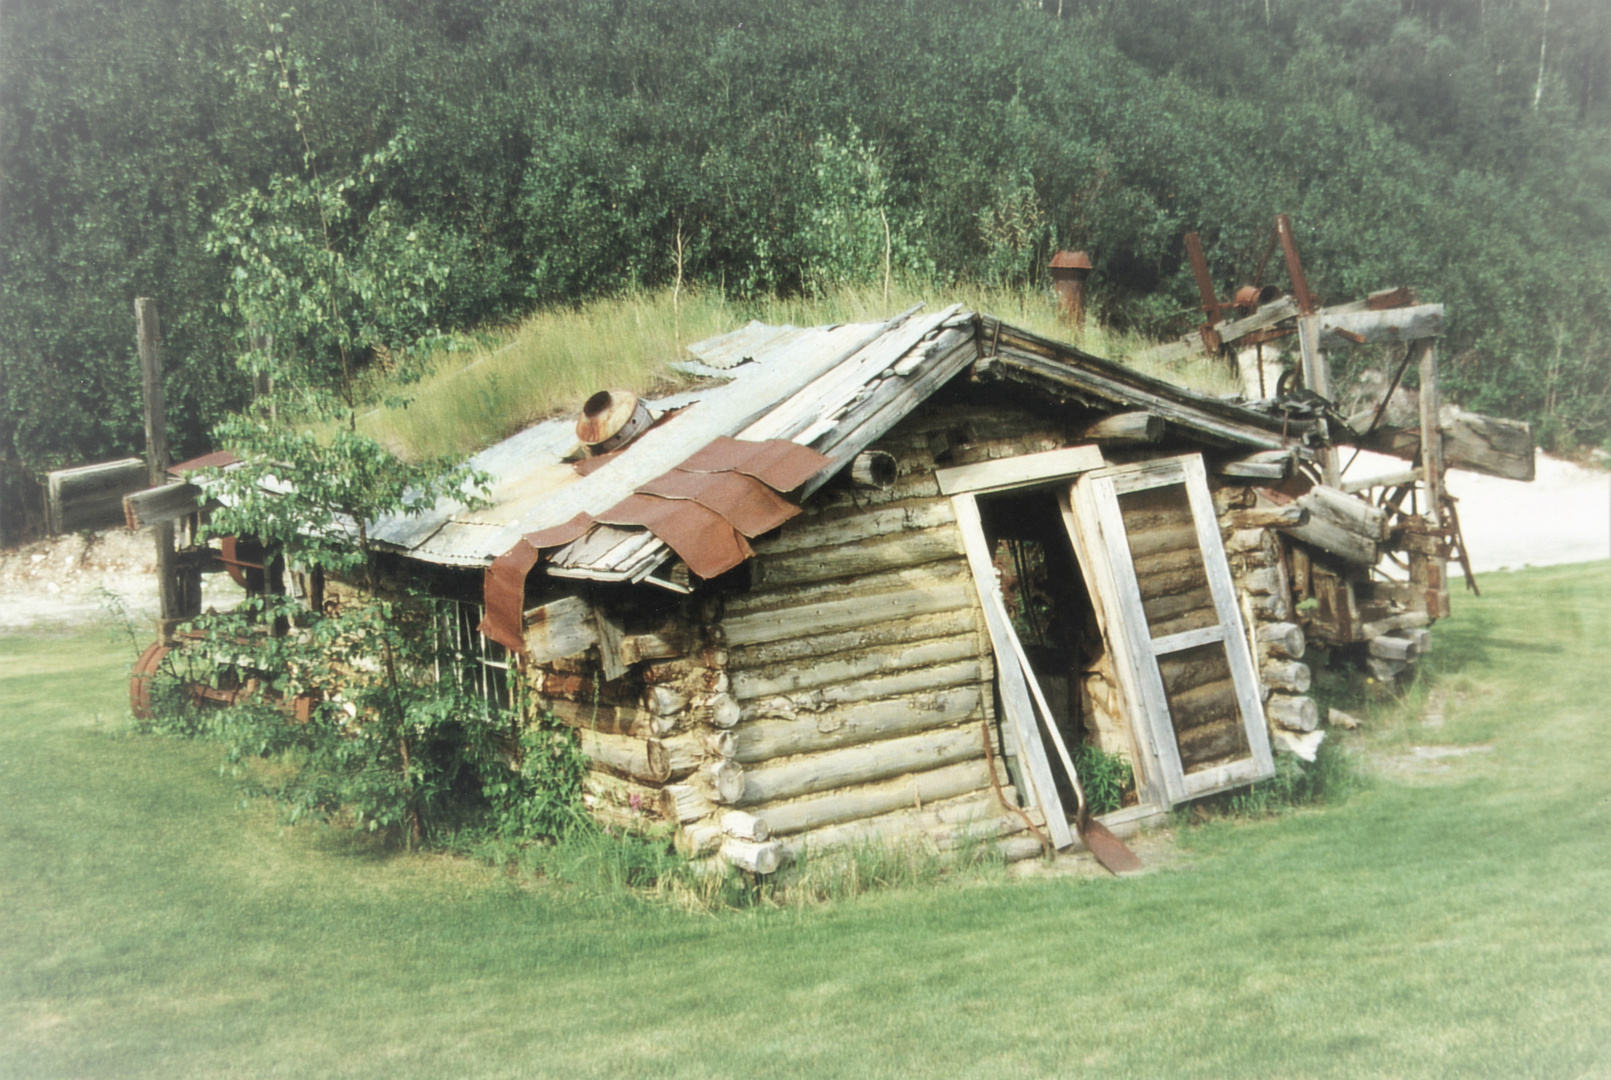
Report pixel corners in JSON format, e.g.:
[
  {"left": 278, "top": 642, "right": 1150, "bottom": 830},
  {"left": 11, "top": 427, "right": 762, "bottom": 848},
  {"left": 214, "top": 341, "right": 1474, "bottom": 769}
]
[
  {"left": 1417, "top": 340, "right": 1444, "bottom": 527},
  {"left": 137, "top": 297, "right": 180, "bottom": 640}
]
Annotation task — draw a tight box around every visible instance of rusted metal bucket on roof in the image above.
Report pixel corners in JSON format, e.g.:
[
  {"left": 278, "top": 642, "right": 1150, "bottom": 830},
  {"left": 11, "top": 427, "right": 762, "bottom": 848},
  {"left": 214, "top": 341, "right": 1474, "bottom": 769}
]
[{"left": 577, "top": 390, "right": 652, "bottom": 454}]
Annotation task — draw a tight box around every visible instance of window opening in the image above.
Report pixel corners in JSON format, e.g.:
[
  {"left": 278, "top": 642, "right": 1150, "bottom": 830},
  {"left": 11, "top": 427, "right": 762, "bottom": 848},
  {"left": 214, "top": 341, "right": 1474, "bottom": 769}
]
[{"left": 433, "top": 600, "right": 511, "bottom": 707}]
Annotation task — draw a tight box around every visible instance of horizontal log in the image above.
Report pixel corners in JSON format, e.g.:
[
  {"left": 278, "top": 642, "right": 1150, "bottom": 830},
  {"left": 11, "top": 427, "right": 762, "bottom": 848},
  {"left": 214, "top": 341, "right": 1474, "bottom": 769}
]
[
  {"left": 658, "top": 732, "right": 704, "bottom": 779},
  {"left": 703, "top": 759, "right": 746, "bottom": 804},
  {"left": 1302, "top": 485, "right": 1390, "bottom": 541},
  {"left": 721, "top": 838, "right": 782, "bottom": 874},
  {"left": 731, "top": 632, "right": 981, "bottom": 702},
  {"left": 735, "top": 723, "right": 984, "bottom": 807},
  {"left": 756, "top": 757, "right": 1001, "bottom": 837},
  {"left": 1367, "top": 657, "right": 1406, "bottom": 682},
  {"left": 728, "top": 608, "right": 980, "bottom": 672},
  {"left": 578, "top": 728, "right": 667, "bottom": 784},
  {"left": 122, "top": 481, "right": 203, "bottom": 529},
  {"left": 733, "top": 684, "right": 983, "bottom": 764},
  {"left": 750, "top": 525, "right": 964, "bottom": 590},
  {"left": 522, "top": 596, "right": 598, "bottom": 665},
  {"left": 1351, "top": 405, "right": 1535, "bottom": 482},
  {"left": 777, "top": 790, "right": 1023, "bottom": 864},
  {"left": 640, "top": 651, "right": 728, "bottom": 685},
  {"left": 1123, "top": 522, "right": 1199, "bottom": 559},
  {"left": 644, "top": 685, "right": 688, "bottom": 717},
  {"left": 660, "top": 782, "right": 716, "bottom": 824},
  {"left": 1258, "top": 621, "right": 1306, "bottom": 659},
  {"left": 1079, "top": 411, "right": 1164, "bottom": 444},
  {"left": 1369, "top": 635, "right": 1417, "bottom": 662},
  {"left": 1215, "top": 450, "right": 1293, "bottom": 480},
  {"left": 695, "top": 693, "right": 742, "bottom": 729},
  {"left": 725, "top": 558, "right": 971, "bottom": 618},
  {"left": 583, "top": 772, "right": 663, "bottom": 820},
  {"left": 545, "top": 698, "right": 673, "bottom": 739},
  {"left": 741, "top": 658, "right": 983, "bottom": 721},
  {"left": 1158, "top": 652, "right": 1231, "bottom": 695},
  {"left": 1176, "top": 717, "right": 1246, "bottom": 766},
  {"left": 721, "top": 810, "right": 771, "bottom": 842},
  {"left": 1224, "top": 505, "right": 1308, "bottom": 530},
  {"left": 1316, "top": 304, "right": 1443, "bottom": 349},
  {"left": 722, "top": 577, "right": 975, "bottom": 649},
  {"left": 1261, "top": 659, "right": 1312, "bottom": 693},
  {"left": 1167, "top": 679, "right": 1240, "bottom": 727},
  {"left": 765, "top": 496, "right": 957, "bottom": 554},
  {"left": 677, "top": 822, "right": 723, "bottom": 858},
  {"left": 1239, "top": 567, "right": 1284, "bottom": 596},
  {"left": 1130, "top": 546, "right": 1205, "bottom": 581},
  {"left": 1271, "top": 727, "right": 1325, "bottom": 762},
  {"left": 1279, "top": 515, "right": 1378, "bottom": 566},
  {"left": 1266, "top": 693, "right": 1319, "bottom": 733},
  {"left": 1439, "top": 407, "right": 1534, "bottom": 481},
  {"left": 47, "top": 457, "right": 147, "bottom": 534},
  {"left": 705, "top": 729, "right": 736, "bottom": 760}
]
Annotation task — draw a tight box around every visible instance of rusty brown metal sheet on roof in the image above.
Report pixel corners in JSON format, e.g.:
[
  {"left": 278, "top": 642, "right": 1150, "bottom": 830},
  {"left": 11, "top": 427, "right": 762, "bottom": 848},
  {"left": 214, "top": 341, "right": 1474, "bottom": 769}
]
[
  {"left": 638, "top": 469, "right": 801, "bottom": 538},
  {"left": 594, "top": 492, "right": 753, "bottom": 579},
  {"left": 675, "top": 437, "right": 829, "bottom": 492},
  {"left": 169, "top": 449, "right": 240, "bottom": 474},
  {"left": 480, "top": 538, "right": 542, "bottom": 654},
  {"left": 523, "top": 512, "right": 595, "bottom": 551}
]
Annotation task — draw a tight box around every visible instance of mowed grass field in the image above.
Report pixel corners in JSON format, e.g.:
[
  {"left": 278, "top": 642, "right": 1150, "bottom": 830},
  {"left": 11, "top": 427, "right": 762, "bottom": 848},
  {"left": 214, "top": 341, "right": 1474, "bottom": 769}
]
[{"left": 3, "top": 562, "right": 1609, "bottom": 1079}]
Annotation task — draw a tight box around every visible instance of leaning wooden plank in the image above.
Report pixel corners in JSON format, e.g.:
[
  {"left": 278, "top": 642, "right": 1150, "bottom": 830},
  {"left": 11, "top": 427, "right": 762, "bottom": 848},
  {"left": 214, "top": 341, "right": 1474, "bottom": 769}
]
[
  {"left": 122, "top": 481, "right": 203, "bottom": 529},
  {"left": 48, "top": 457, "right": 147, "bottom": 534},
  {"left": 732, "top": 683, "right": 983, "bottom": 764},
  {"left": 935, "top": 445, "right": 1105, "bottom": 496},
  {"left": 755, "top": 757, "right": 1002, "bottom": 837},
  {"left": 1316, "top": 304, "right": 1444, "bottom": 350},
  {"left": 1215, "top": 296, "right": 1299, "bottom": 344},
  {"left": 734, "top": 723, "right": 985, "bottom": 806},
  {"left": 952, "top": 493, "right": 1073, "bottom": 848}
]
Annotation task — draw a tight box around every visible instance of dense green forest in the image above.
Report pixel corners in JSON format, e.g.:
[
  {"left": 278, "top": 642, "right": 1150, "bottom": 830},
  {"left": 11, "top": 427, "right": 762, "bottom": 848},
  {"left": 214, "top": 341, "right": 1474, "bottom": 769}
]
[{"left": 3, "top": 0, "right": 1609, "bottom": 538}]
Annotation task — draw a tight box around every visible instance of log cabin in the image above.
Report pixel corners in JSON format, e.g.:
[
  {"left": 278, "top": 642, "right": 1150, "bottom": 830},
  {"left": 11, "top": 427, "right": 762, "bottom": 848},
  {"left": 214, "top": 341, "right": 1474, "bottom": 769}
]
[{"left": 126, "top": 295, "right": 1535, "bottom": 875}]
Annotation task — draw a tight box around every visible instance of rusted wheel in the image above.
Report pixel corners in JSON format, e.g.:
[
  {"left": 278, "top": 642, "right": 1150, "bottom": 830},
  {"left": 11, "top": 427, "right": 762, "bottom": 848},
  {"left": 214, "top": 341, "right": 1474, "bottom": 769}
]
[{"left": 129, "top": 640, "right": 170, "bottom": 720}]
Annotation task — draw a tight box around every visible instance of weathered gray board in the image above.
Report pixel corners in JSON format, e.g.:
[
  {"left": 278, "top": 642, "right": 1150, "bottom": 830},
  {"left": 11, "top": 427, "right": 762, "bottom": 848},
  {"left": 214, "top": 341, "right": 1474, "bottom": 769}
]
[
  {"left": 1063, "top": 455, "right": 1274, "bottom": 807},
  {"left": 47, "top": 458, "right": 146, "bottom": 534}
]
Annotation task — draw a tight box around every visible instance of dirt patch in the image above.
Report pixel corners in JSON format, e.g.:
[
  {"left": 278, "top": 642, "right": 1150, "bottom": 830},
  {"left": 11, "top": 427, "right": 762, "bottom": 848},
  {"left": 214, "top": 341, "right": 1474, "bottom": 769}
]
[{"left": 0, "top": 528, "right": 240, "bottom": 633}]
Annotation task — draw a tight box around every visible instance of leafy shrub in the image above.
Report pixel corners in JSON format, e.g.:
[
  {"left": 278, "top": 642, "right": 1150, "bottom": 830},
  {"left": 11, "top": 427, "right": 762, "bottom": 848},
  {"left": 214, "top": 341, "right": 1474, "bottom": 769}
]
[
  {"left": 1227, "top": 737, "right": 1358, "bottom": 818},
  {"left": 1074, "top": 743, "right": 1135, "bottom": 816}
]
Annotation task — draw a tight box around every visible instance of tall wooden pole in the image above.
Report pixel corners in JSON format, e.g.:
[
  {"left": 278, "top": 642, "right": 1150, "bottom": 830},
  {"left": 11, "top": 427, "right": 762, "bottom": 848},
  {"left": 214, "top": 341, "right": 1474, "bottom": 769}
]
[{"left": 137, "top": 297, "right": 179, "bottom": 639}]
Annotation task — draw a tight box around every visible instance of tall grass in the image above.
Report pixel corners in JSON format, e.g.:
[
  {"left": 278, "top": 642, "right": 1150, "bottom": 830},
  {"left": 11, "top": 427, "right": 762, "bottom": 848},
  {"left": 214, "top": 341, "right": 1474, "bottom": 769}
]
[{"left": 357, "top": 282, "right": 1232, "bottom": 463}]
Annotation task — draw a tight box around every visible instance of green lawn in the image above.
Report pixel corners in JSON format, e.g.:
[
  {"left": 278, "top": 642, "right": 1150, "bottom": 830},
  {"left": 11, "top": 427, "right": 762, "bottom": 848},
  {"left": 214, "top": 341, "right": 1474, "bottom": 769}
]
[{"left": 3, "top": 563, "right": 1610, "bottom": 1079}]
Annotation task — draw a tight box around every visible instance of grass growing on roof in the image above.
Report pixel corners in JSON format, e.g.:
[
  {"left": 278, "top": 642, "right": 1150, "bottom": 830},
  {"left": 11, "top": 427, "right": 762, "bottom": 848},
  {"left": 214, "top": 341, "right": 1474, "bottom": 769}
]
[
  {"left": 356, "top": 282, "right": 1231, "bottom": 463},
  {"left": 5, "top": 561, "right": 1610, "bottom": 1077}
]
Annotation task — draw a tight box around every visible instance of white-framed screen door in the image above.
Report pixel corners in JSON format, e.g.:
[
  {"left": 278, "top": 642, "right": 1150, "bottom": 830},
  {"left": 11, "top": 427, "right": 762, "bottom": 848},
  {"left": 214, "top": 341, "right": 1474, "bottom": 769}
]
[{"left": 1062, "top": 455, "right": 1274, "bottom": 806}]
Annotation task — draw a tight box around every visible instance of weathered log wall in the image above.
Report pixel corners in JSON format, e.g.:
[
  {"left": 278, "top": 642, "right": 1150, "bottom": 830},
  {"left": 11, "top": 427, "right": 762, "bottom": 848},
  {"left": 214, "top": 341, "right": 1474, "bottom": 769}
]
[{"left": 518, "top": 396, "right": 1327, "bottom": 874}]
